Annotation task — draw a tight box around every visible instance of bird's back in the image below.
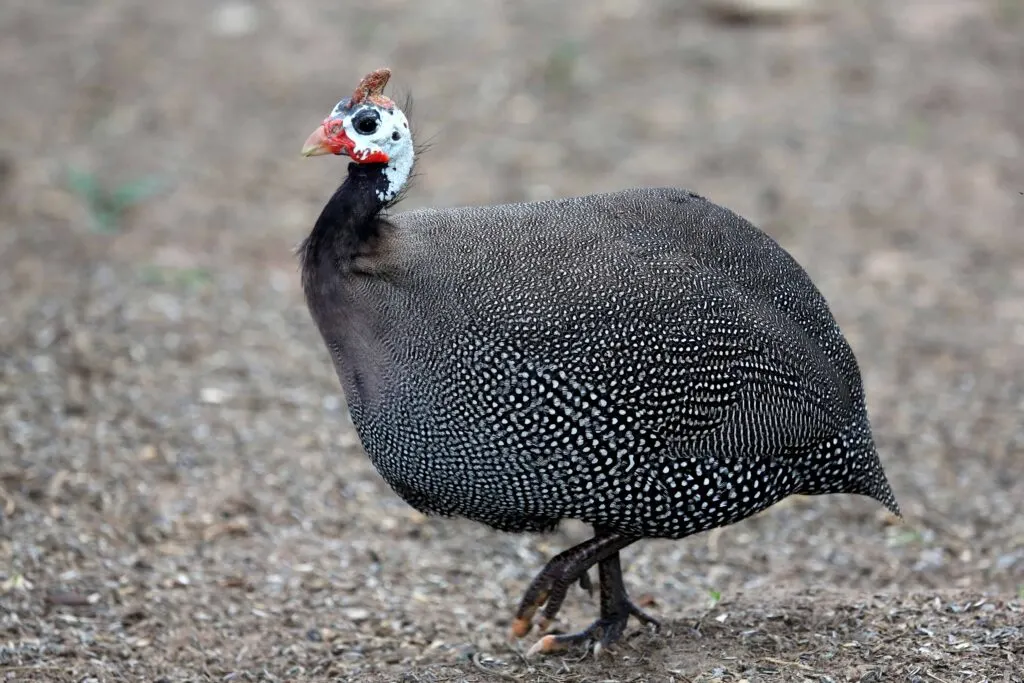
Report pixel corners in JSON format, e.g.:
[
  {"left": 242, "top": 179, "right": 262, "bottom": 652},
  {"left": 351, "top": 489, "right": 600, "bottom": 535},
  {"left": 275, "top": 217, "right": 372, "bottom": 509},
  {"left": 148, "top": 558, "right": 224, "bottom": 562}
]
[{"left": 325, "top": 187, "right": 898, "bottom": 537}]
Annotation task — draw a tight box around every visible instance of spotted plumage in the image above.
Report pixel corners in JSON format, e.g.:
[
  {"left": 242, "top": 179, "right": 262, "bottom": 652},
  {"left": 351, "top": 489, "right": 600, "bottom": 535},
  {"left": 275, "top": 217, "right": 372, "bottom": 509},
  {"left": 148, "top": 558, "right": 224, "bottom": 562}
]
[
  {"left": 308, "top": 188, "right": 898, "bottom": 535},
  {"left": 298, "top": 68, "right": 900, "bottom": 656}
]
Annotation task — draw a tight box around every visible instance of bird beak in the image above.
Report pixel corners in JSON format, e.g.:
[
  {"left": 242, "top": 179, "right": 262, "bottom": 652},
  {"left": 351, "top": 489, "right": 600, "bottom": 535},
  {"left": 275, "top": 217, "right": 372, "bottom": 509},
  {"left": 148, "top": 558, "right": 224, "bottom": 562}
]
[
  {"left": 302, "top": 125, "right": 335, "bottom": 157},
  {"left": 300, "top": 117, "right": 387, "bottom": 163},
  {"left": 303, "top": 119, "right": 354, "bottom": 157}
]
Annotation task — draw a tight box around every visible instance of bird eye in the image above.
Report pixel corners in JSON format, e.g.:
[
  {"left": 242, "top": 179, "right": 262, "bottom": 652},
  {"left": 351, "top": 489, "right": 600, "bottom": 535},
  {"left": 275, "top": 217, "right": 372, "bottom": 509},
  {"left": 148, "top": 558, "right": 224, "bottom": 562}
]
[{"left": 353, "top": 111, "right": 379, "bottom": 135}]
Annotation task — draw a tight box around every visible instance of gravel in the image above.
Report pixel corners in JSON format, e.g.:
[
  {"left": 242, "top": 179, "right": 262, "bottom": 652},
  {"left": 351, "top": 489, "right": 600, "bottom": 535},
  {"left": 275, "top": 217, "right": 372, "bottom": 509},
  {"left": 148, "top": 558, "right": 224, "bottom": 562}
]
[{"left": 1, "top": 0, "right": 1022, "bottom": 680}]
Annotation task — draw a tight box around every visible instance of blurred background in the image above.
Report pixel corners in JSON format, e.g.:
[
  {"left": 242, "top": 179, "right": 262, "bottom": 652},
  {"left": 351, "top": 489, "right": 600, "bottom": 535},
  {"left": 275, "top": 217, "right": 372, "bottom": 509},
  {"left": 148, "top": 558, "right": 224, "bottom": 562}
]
[{"left": 1, "top": 0, "right": 1021, "bottom": 681}]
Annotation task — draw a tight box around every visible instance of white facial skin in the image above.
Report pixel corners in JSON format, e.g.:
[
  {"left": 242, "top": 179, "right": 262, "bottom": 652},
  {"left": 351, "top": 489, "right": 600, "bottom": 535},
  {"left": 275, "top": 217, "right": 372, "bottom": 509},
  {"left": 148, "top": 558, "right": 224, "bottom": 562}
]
[{"left": 328, "top": 101, "right": 415, "bottom": 203}]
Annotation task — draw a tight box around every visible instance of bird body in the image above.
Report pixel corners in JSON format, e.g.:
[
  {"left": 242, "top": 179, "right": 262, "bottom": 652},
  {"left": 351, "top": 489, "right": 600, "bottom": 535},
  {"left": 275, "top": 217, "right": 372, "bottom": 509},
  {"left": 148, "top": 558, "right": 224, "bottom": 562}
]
[
  {"left": 298, "top": 69, "right": 900, "bottom": 655},
  {"left": 304, "top": 186, "right": 897, "bottom": 537}
]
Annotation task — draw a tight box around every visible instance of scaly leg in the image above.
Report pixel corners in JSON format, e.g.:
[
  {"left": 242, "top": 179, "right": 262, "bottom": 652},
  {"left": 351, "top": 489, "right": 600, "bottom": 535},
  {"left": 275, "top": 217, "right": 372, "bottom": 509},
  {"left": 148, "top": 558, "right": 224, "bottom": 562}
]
[
  {"left": 526, "top": 549, "right": 661, "bottom": 656},
  {"left": 509, "top": 530, "right": 634, "bottom": 640}
]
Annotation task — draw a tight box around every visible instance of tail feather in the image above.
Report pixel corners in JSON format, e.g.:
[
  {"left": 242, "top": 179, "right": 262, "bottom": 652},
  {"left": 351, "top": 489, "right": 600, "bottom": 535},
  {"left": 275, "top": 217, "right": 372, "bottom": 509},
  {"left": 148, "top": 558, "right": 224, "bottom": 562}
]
[
  {"left": 793, "top": 425, "right": 902, "bottom": 517},
  {"left": 844, "top": 431, "right": 901, "bottom": 517}
]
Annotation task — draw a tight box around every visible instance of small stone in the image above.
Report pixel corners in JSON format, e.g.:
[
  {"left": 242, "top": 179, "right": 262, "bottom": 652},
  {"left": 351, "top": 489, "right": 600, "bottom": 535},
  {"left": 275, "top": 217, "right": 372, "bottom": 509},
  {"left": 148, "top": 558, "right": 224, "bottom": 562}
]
[
  {"left": 212, "top": 1, "right": 259, "bottom": 37},
  {"left": 342, "top": 607, "right": 371, "bottom": 622},
  {"left": 45, "top": 590, "right": 91, "bottom": 606},
  {"left": 200, "top": 387, "right": 228, "bottom": 404},
  {"left": 703, "top": 0, "right": 826, "bottom": 24},
  {"left": 508, "top": 94, "right": 539, "bottom": 125}
]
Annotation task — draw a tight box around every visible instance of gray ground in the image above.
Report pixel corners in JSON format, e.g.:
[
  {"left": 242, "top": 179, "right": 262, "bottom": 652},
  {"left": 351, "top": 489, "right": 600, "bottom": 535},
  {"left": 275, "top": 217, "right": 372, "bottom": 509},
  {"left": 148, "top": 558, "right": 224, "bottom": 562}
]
[{"left": 1, "top": 0, "right": 1022, "bottom": 681}]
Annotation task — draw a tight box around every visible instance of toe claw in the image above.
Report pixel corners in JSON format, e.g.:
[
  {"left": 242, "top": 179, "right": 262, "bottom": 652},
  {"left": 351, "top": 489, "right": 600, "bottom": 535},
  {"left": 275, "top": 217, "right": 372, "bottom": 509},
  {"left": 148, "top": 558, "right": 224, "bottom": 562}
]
[
  {"left": 526, "top": 634, "right": 566, "bottom": 658},
  {"left": 510, "top": 616, "right": 533, "bottom": 640},
  {"left": 522, "top": 599, "right": 658, "bottom": 656}
]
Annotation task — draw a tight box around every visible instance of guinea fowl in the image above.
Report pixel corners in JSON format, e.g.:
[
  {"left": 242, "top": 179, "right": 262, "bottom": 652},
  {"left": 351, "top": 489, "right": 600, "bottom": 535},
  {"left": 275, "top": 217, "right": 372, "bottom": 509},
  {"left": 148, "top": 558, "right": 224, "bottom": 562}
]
[{"left": 298, "top": 68, "right": 901, "bottom": 655}]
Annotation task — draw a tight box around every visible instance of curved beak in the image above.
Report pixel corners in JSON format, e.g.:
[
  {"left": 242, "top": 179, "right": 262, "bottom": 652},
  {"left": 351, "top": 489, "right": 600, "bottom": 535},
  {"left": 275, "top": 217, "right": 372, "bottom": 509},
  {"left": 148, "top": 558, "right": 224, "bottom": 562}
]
[{"left": 301, "top": 125, "right": 335, "bottom": 157}]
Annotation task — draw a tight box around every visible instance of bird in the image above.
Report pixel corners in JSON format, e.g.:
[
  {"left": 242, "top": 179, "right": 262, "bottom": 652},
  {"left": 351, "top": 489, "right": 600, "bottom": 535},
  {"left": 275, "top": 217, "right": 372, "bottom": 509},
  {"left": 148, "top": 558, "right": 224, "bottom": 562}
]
[{"left": 297, "top": 68, "right": 901, "bottom": 656}]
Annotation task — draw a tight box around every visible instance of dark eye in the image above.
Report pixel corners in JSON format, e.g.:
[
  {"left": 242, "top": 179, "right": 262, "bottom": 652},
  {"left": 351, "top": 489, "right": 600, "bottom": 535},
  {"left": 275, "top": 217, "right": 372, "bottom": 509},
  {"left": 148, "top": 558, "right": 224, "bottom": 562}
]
[{"left": 353, "top": 111, "right": 379, "bottom": 135}]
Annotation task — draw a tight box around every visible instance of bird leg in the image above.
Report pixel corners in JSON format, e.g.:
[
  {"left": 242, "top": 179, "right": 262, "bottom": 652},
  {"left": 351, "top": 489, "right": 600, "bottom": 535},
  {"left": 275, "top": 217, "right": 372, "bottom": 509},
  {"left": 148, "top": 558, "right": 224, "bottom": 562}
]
[
  {"left": 509, "top": 531, "right": 634, "bottom": 640},
  {"left": 526, "top": 550, "right": 661, "bottom": 657}
]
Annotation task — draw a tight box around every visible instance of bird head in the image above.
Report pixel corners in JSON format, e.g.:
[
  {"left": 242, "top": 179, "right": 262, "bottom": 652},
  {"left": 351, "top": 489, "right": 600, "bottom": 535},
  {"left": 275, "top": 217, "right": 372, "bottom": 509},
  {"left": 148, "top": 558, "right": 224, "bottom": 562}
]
[{"left": 301, "top": 68, "right": 412, "bottom": 166}]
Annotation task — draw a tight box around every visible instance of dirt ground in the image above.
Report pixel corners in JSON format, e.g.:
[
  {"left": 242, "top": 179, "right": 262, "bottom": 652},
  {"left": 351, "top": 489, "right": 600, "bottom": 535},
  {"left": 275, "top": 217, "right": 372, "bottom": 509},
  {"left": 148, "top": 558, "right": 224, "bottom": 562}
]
[{"left": 1, "top": 0, "right": 1022, "bottom": 681}]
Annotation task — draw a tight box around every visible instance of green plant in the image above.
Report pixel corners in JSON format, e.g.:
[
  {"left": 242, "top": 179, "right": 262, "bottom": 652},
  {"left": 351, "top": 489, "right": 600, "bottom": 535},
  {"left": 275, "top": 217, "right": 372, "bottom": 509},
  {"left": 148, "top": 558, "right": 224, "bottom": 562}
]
[
  {"left": 543, "top": 40, "right": 582, "bottom": 91},
  {"left": 886, "top": 528, "right": 923, "bottom": 547},
  {"left": 995, "top": 0, "right": 1022, "bottom": 25},
  {"left": 903, "top": 118, "right": 930, "bottom": 148},
  {"left": 66, "top": 166, "right": 166, "bottom": 233},
  {"left": 138, "top": 264, "right": 213, "bottom": 290}
]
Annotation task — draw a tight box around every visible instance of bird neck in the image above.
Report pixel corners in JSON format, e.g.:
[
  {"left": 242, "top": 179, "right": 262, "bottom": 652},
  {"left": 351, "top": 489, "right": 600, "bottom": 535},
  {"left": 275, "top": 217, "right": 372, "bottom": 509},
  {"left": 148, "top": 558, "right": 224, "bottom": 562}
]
[
  {"left": 302, "top": 162, "right": 396, "bottom": 266},
  {"left": 299, "top": 158, "right": 411, "bottom": 420}
]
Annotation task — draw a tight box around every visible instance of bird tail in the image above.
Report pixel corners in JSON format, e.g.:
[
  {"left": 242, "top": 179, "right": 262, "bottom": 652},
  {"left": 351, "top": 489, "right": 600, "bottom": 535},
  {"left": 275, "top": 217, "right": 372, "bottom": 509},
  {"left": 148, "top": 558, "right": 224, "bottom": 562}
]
[
  {"left": 793, "top": 426, "right": 902, "bottom": 518},
  {"left": 849, "top": 432, "right": 902, "bottom": 518},
  {"left": 862, "top": 453, "right": 901, "bottom": 517}
]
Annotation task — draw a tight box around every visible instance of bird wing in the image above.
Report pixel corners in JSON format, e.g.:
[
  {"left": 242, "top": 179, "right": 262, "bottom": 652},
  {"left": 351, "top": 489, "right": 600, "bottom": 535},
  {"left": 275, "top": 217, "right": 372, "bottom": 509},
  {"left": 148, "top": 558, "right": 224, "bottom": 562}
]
[{"left": 391, "top": 193, "right": 859, "bottom": 470}]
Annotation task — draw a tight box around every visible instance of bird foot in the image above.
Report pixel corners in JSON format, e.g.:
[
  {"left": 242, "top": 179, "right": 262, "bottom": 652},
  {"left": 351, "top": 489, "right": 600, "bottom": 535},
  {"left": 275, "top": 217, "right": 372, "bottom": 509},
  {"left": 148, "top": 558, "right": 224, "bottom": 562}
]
[
  {"left": 509, "top": 532, "right": 638, "bottom": 644},
  {"left": 509, "top": 541, "right": 615, "bottom": 641},
  {"left": 508, "top": 568, "right": 598, "bottom": 639},
  {"left": 508, "top": 574, "right": 570, "bottom": 641},
  {"left": 525, "top": 599, "right": 661, "bottom": 657}
]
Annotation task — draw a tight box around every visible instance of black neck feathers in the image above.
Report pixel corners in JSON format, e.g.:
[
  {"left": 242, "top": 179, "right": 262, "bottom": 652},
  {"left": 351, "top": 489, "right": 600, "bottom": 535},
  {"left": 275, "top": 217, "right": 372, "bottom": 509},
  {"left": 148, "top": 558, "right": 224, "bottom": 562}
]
[{"left": 300, "top": 162, "right": 391, "bottom": 269}]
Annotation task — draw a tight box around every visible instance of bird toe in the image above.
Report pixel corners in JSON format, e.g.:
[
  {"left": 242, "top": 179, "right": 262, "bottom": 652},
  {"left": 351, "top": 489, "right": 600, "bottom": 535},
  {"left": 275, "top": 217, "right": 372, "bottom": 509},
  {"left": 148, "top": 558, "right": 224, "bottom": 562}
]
[
  {"left": 526, "top": 634, "right": 567, "bottom": 657},
  {"left": 509, "top": 616, "right": 533, "bottom": 640}
]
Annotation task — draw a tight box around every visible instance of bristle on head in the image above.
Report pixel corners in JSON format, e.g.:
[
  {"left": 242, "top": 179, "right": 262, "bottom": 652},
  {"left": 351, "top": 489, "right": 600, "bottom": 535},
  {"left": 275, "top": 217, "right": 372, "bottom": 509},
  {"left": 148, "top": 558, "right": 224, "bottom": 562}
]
[{"left": 351, "top": 68, "right": 395, "bottom": 110}]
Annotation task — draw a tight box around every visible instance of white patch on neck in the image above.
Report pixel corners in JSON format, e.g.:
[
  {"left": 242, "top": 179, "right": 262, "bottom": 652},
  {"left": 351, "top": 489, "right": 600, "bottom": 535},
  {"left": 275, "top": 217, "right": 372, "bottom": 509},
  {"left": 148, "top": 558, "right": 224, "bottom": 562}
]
[{"left": 379, "top": 147, "right": 414, "bottom": 203}]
